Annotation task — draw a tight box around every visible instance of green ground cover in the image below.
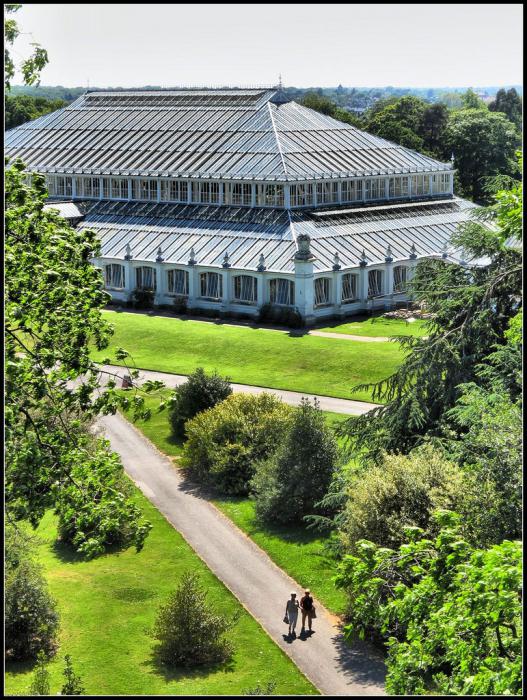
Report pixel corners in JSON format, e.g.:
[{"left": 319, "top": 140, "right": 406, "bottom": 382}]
[
  {"left": 93, "top": 311, "right": 405, "bottom": 402},
  {"left": 120, "top": 392, "right": 350, "bottom": 615},
  {"left": 5, "top": 492, "right": 317, "bottom": 697},
  {"left": 317, "top": 315, "right": 429, "bottom": 337}
]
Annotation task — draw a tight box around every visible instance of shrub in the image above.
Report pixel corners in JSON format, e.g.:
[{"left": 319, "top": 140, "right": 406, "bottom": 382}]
[
  {"left": 5, "top": 527, "right": 60, "bottom": 661},
  {"left": 168, "top": 367, "right": 232, "bottom": 439},
  {"left": 171, "top": 295, "right": 188, "bottom": 315},
  {"left": 258, "top": 303, "right": 304, "bottom": 328},
  {"left": 129, "top": 287, "right": 155, "bottom": 309},
  {"left": 339, "top": 445, "right": 463, "bottom": 552},
  {"left": 243, "top": 681, "right": 278, "bottom": 695},
  {"left": 183, "top": 393, "right": 293, "bottom": 494},
  {"left": 61, "top": 654, "right": 85, "bottom": 695},
  {"left": 252, "top": 398, "right": 339, "bottom": 524},
  {"left": 29, "top": 651, "right": 51, "bottom": 695},
  {"left": 152, "top": 571, "right": 238, "bottom": 667}
]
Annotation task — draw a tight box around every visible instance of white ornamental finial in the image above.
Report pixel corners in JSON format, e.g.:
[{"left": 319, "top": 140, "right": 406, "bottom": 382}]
[
  {"left": 188, "top": 247, "right": 196, "bottom": 265},
  {"left": 156, "top": 245, "right": 164, "bottom": 262},
  {"left": 124, "top": 242, "right": 132, "bottom": 260},
  {"left": 257, "top": 254, "right": 266, "bottom": 272},
  {"left": 222, "top": 251, "right": 231, "bottom": 268},
  {"left": 333, "top": 251, "right": 341, "bottom": 271}
]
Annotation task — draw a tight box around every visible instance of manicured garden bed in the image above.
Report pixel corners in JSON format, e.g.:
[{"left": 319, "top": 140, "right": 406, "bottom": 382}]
[
  {"left": 92, "top": 310, "right": 405, "bottom": 402},
  {"left": 5, "top": 492, "right": 317, "bottom": 696}
]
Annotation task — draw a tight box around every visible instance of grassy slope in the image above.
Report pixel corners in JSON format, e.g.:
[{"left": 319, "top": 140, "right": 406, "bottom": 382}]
[
  {"left": 121, "top": 393, "right": 350, "bottom": 615},
  {"left": 5, "top": 492, "right": 317, "bottom": 697},
  {"left": 92, "top": 311, "right": 404, "bottom": 402},
  {"left": 317, "top": 316, "right": 429, "bottom": 337}
]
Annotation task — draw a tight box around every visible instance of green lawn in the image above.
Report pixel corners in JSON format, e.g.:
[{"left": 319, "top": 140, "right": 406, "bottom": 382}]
[
  {"left": 93, "top": 310, "right": 405, "bottom": 402},
  {"left": 121, "top": 392, "right": 349, "bottom": 615},
  {"left": 5, "top": 491, "right": 317, "bottom": 697},
  {"left": 317, "top": 315, "right": 429, "bottom": 338}
]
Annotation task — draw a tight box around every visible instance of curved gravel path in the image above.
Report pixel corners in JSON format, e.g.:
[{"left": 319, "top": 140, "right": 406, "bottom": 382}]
[
  {"left": 101, "top": 364, "right": 380, "bottom": 416},
  {"left": 99, "top": 412, "right": 386, "bottom": 696}
]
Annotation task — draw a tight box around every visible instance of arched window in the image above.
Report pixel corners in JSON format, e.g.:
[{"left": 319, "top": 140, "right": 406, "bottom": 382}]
[
  {"left": 314, "top": 278, "right": 331, "bottom": 306},
  {"left": 341, "top": 273, "right": 358, "bottom": 303},
  {"left": 104, "top": 263, "right": 125, "bottom": 289},
  {"left": 393, "top": 266, "right": 408, "bottom": 293},
  {"left": 135, "top": 266, "right": 157, "bottom": 290},
  {"left": 200, "top": 271, "right": 223, "bottom": 300},
  {"left": 368, "top": 269, "right": 383, "bottom": 298},
  {"left": 167, "top": 269, "right": 189, "bottom": 296},
  {"left": 269, "top": 278, "right": 295, "bottom": 306},
  {"left": 233, "top": 275, "right": 258, "bottom": 304}
]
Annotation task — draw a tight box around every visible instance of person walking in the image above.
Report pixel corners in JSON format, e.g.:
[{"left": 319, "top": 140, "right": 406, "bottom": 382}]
[
  {"left": 300, "top": 588, "right": 315, "bottom": 634},
  {"left": 284, "top": 591, "right": 299, "bottom": 637}
]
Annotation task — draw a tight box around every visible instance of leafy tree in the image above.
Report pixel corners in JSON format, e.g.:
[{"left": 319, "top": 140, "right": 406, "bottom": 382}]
[
  {"left": 339, "top": 173, "right": 522, "bottom": 460},
  {"left": 460, "top": 87, "right": 487, "bottom": 110},
  {"left": 489, "top": 87, "right": 522, "bottom": 129},
  {"left": 5, "top": 4, "right": 48, "bottom": 90},
  {"left": 300, "top": 91, "right": 362, "bottom": 127},
  {"left": 5, "top": 526, "right": 60, "bottom": 660},
  {"left": 29, "top": 651, "right": 51, "bottom": 695},
  {"left": 366, "top": 97, "right": 426, "bottom": 151},
  {"left": 5, "top": 94, "right": 67, "bottom": 129},
  {"left": 152, "top": 571, "right": 238, "bottom": 667},
  {"left": 335, "top": 512, "right": 522, "bottom": 695},
  {"left": 446, "top": 382, "right": 522, "bottom": 548},
  {"left": 443, "top": 109, "right": 520, "bottom": 201},
  {"left": 338, "top": 445, "right": 463, "bottom": 551},
  {"left": 183, "top": 393, "right": 292, "bottom": 494},
  {"left": 419, "top": 102, "right": 449, "bottom": 154},
  {"left": 5, "top": 162, "right": 158, "bottom": 555},
  {"left": 167, "top": 367, "right": 232, "bottom": 439},
  {"left": 60, "top": 655, "right": 85, "bottom": 695},
  {"left": 252, "top": 398, "right": 340, "bottom": 524}
]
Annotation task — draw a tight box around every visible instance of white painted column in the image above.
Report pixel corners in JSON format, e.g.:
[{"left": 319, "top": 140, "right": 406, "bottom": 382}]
[
  {"left": 221, "top": 267, "right": 231, "bottom": 312},
  {"left": 251, "top": 184, "right": 256, "bottom": 208},
  {"left": 99, "top": 176, "right": 104, "bottom": 200},
  {"left": 127, "top": 178, "right": 133, "bottom": 200},
  {"left": 187, "top": 265, "right": 198, "bottom": 310},
  {"left": 429, "top": 174, "right": 433, "bottom": 196},
  {"left": 359, "top": 262, "right": 369, "bottom": 302},
  {"left": 71, "top": 177, "right": 77, "bottom": 199},
  {"left": 218, "top": 182, "right": 224, "bottom": 206},
  {"left": 385, "top": 177, "right": 390, "bottom": 200},
  {"left": 155, "top": 262, "right": 164, "bottom": 304},
  {"left": 157, "top": 180, "right": 161, "bottom": 203},
  {"left": 294, "top": 263, "right": 314, "bottom": 324},
  {"left": 187, "top": 182, "right": 193, "bottom": 204},
  {"left": 284, "top": 184, "right": 291, "bottom": 210}
]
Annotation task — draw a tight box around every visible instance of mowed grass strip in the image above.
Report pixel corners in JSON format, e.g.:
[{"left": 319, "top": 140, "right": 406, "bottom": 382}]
[
  {"left": 317, "top": 315, "right": 429, "bottom": 338},
  {"left": 5, "top": 491, "right": 317, "bottom": 697},
  {"left": 92, "top": 311, "right": 404, "bottom": 402},
  {"left": 120, "top": 392, "right": 350, "bottom": 615}
]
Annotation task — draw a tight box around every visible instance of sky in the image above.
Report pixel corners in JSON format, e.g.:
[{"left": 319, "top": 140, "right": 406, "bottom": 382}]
[{"left": 11, "top": 3, "right": 523, "bottom": 88}]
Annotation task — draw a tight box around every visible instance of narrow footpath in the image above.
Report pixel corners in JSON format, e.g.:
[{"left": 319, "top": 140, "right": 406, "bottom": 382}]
[
  {"left": 99, "top": 412, "right": 386, "bottom": 696},
  {"left": 101, "top": 364, "right": 380, "bottom": 416}
]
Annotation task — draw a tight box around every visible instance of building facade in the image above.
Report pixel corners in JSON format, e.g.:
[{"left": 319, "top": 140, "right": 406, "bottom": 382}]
[{"left": 5, "top": 87, "right": 483, "bottom": 323}]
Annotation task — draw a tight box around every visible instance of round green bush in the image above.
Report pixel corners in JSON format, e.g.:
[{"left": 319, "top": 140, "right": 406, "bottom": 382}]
[
  {"left": 183, "top": 393, "right": 293, "bottom": 494},
  {"left": 168, "top": 367, "right": 232, "bottom": 439}
]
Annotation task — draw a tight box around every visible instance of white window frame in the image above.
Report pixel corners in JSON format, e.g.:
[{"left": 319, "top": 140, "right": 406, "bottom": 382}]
[
  {"left": 367, "top": 269, "right": 383, "bottom": 298},
  {"left": 75, "top": 176, "right": 100, "bottom": 198},
  {"left": 393, "top": 266, "right": 409, "bottom": 293},
  {"left": 104, "top": 263, "right": 125, "bottom": 290},
  {"left": 227, "top": 183, "right": 252, "bottom": 207},
  {"left": 232, "top": 275, "right": 258, "bottom": 304},
  {"left": 133, "top": 179, "right": 157, "bottom": 201},
  {"left": 256, "top": 184, "right": 285, "bottom": 207},
  {"left": 160, "top": 179, "right": 189, "bottom": 203},
  {"left": 199, "top": 271, "right": 223, "bottom": 300},
  {"left": 135, "top": 266, "right": 157, "bottom": 290},
  {"left": 341, "top": 273, "right": 359, "bottom": 303},
  {"left": 290, "top": 183, "right": 314, "bottom": 208},
  {"left": 269, "top": 278, "right": 295, "bottom": 306},
  {"left": 111, "top": 177, "right": 129, "bottom": 199},
  {"left": 167, "top": 268, "right": 189, "bottom": 296},
  {"left": 314, "top": 277, "right": 332, "bottom": 307}
]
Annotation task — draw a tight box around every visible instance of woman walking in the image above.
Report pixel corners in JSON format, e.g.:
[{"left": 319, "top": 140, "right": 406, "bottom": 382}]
[
  {"left": 284, "top": 592, "right": 299, "bottom": 637},
  {"left": 300, "top": 589, "right": 315, "bottom": 634}
]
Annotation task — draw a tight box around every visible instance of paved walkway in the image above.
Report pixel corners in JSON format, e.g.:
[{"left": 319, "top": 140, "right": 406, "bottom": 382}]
[
  {"left": 99, "top": 412, "right": 386, "bottom": 696},
  {"left": 101, "top": 364, "right": 380, "bottom": 416}
]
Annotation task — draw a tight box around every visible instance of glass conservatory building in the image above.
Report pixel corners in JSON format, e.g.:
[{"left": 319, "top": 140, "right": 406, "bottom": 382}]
[{"left": 5, "top": 87, "right": 483, "bottom": 323}]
